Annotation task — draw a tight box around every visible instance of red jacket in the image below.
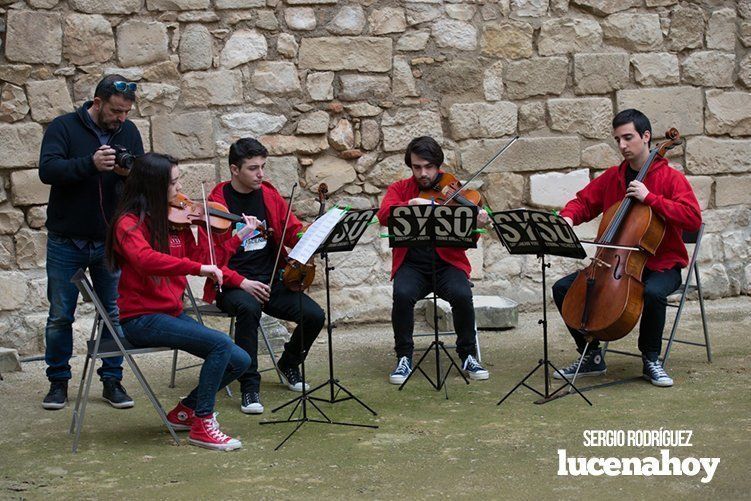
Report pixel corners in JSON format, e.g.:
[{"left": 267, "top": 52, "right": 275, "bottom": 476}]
[
  {"left": 201, "top": 181, "right": 303, "bottom": 303},
  {"left": 114, "top": 213, "right": 204, "bottom": 320},
  {"left": 377, "top": 174, "right": 472, "bottom": 279},
  {"left": 559, "top": 158, "right": 702, "bottom": 272}
]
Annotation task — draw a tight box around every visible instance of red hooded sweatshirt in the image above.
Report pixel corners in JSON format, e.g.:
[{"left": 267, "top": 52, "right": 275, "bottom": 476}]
[
  {"left": 559, "top": 157, "right": 702, "bottom": 272},
  {"left": 377, "top": 174, "right": 472, "bottom": 279},
  {"left": 114, "top": 213, "right": 204, "bottom": 320},
  {"left": 201, "top": 180, "right": 303, "bottom": 303}
]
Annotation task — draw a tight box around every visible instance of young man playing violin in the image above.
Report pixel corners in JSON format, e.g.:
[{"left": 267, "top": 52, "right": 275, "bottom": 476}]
[
  {"left": 552, "top": 109, "right": 702, "bottom": 387},
  {"left": 204, "top": 138, "right": 325, "bottom": 414},
  {"left": 376, "top": 136, "right": 490, "bottom": 384}
]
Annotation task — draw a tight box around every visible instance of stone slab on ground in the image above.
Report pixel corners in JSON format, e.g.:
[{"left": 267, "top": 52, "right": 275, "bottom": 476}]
[
  {"left": 425, "top": 295, "right": 519, "bottom": 331},
  {"left": 0, "top": 347, "right": 21, "bottom": 373}
]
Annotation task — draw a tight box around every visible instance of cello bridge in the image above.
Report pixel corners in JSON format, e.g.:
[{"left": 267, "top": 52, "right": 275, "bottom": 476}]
[{"left": 589, "top": 257, "right": 612, "bottom": 269}]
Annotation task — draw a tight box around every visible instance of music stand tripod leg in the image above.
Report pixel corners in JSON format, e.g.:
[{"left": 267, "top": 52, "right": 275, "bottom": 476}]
[
  {"left": 399, "top": 340, "right": 437, "bottom": 390},
  {"left": 261, "top": 285, "right": 377, "bottom": 450},
  {"left": 306, "top": 252, "right": 378, "bottom": 418},
  {"left": 544, "top": 341, "right": 592, "bottom": 405}
]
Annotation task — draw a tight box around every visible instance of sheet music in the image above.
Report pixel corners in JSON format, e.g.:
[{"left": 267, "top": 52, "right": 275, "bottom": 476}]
[{"left": 287, "top": 207, "right": 347, "bottom": 264}]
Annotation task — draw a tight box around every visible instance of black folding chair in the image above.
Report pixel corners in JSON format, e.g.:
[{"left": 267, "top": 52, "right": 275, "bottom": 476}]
[
  {"left": 169, "top": 283, "right": 284, "bottom": 393},
  {"left": 69, "top": 269, "right": 179, "bottom": 453},
  {"left": 602, "top": 223, "right": 711, "bottom": 367},
  {"left": 662, "top": 223, "right": 711, "bottom": 368}
]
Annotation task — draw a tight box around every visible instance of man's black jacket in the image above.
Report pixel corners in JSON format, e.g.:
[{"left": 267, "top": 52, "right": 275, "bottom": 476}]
[{"left": 38, "top": 101, "right": 144, "bottom": 241}]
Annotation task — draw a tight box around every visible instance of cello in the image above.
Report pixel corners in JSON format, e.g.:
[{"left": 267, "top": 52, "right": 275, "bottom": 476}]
[{"left": 561, "top": 128, "right": 684, "bottom": 342}]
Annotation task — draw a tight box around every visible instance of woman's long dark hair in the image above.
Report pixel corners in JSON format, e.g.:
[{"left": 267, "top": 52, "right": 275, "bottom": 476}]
[{"left": 105, "top": 152, "right": 177, "bottom": 270}]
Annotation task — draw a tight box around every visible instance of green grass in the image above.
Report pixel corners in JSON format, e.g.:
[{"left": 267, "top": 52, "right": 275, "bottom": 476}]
[{"left": 1, "top": 298, "right": 749, "bottom": 500}]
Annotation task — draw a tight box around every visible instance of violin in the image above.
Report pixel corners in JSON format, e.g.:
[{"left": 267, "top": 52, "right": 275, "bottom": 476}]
[
  {"left": 561, "top": 129, "right": 683, "bottom": 342},
  {"left": 168, "top": 192, "right": 267, "bottom": 236},
  {"left": 280, "top": 183, "right": 328, "bottom": 292},
  {"left": 418, "top": 136, "right": 519, "bottom": 209},
  {"left": 419, "top": 171, "right": 481, "bottom": 207}
]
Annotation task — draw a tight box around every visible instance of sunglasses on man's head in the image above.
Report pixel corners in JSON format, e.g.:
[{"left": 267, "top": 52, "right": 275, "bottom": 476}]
[{"left": 112, "top": 81, "right": 137, "bottom": 92}]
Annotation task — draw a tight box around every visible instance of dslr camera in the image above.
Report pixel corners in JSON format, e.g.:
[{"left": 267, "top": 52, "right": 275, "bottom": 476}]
[{"left": 112, "top": 144, "right": 136, "bottom": 170}]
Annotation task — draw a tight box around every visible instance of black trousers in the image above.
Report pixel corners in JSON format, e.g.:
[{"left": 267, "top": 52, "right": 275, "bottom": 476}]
[
  {"left": 552, "top": 267, "right": 682, "bottom": 356},
  {"left": 392, "top": 263, "right": 477, "bottom": 360},
  {"left": 217, "top": 284, "right": 325, "bottom": 393}
]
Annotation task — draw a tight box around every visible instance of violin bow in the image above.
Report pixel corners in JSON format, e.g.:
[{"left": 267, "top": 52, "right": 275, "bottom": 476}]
[
  {"left": 268, "top": 182, "right": 298, "bottom": 289},
  {"left": 443, "top": 135, "right": 519, "bottom": 205},
  {"left": 200, "top": 182, "right": 221, "bottom": 293}
]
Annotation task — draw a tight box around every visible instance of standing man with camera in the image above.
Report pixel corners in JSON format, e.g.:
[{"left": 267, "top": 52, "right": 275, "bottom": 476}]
[{"left": 38, "top": 74, "right": 144, "bottom": 410}]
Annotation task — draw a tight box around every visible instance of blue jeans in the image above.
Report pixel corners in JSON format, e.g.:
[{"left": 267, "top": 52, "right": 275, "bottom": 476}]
[
  {"left": 45, "top": 232, "right": 123, "bottom": 382},
  {"left": 122, "top": 313, "right": 251, "bottom": 416}
]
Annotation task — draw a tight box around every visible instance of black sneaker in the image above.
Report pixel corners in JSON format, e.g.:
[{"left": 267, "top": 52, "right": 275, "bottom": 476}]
[
  {"left": 553, "top": 347, "right": 607, "bottom": 380},
  {"left": 102, "top": 379, "right": 135, "bottom": 409},
  {"left": 389, "top": 356, "right": 412, "bottom": 385},
  {"left": 462, "top": 354, "right": 490, "bottom": 381},
  {"left": 277, "top": 362, "right": 309, "bottom": 392},
  {"left": 642, "top": 356, "right": 673, "bottom": 387},
  {"left": 42, "top": 381, "right": 68, "bottom": 410},
  {"left": 240, "top": 391, "right": 264, "bottom": 414}
]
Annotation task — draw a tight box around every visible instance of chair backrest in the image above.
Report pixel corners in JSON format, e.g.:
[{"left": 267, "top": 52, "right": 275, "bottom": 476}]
[
  {"left": 183, "top": 280, "right": 203, "bottom": 323},
  {"left": 71, "top": 269, "right": 94, "bottom": 302},
  {"left": 682, "top": 228, "right": 700, "bottom": 245},
  {"left": 70, "top": 269, "right": 129, "bottom": 356},
  {"left": 683, "top": 223, "right": 705, "bottom": 270}
]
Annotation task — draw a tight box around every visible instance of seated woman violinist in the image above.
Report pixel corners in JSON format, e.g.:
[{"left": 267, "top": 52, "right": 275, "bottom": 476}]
[{"left": 104, "top": 152, "right": 260, "bottom": 451}]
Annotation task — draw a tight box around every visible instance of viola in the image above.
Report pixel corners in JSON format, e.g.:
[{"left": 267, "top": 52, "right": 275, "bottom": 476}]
[
  {"left": 169, "top": 192, "right": 267, "bottom": 236},
  {"left": 419, "top": 171, "right": 481, "bottom": 207},
  {"left": 281, "top": 183, "right": 328, "bottom": 292},
  {"left": 560, "top": 129, "right": 683, "bottom": 342}
]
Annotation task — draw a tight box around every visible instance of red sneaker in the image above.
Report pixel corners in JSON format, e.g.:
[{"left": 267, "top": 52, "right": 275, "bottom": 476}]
[
  {"left": 188, "top": 415, "right": 242, "bottom": 451},
  {"left": 166, "top": 401, "right": 195, "bottom": 431}
]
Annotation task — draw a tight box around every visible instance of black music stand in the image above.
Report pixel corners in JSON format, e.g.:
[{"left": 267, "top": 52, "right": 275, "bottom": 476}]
[
  {"left": 307, "top": 209, "right": 379, "bottom": 419},
  {"left": 386, "top": 204, "right": 477, "bottom": 396},
  {"left": 260, "top": 207, "right": 376, "bottom": 450},
  {"left": 492, "top": 209, "right": 592, "bottom": 406}
]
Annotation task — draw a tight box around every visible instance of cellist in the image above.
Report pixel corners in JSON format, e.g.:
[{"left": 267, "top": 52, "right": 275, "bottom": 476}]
[
  {"left": 552, "top": 109, "right": 702, "bottom": 387},
  {"left": 376, "top": 136, "right": 491, "bottom": 384}
]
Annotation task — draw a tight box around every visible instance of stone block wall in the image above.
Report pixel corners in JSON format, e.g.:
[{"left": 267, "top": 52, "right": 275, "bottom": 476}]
[{"left": 1, "top": 0, "right": 750, "bottom": 354}]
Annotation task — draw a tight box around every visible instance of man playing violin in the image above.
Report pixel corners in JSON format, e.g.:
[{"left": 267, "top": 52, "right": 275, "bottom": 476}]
[
  {"left": 38, "top": 75, "right": 144, "bottom": 410},
  {"left": 552, "top": 109, "right": 702, "bottom": 387},
  {"left": 203, "top": 138, "right": 325, "bottom": 414},
  {"left": 376, "top": 136, "right": 490, "bottom": 384}
]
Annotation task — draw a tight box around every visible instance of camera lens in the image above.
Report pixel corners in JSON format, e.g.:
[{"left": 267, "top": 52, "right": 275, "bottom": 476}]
[
  {"left": 113, "top": 145, "right": 135, "bottom": 170},
  {"left": 118, "top": 152, "right": 135, "bottom": 170}
]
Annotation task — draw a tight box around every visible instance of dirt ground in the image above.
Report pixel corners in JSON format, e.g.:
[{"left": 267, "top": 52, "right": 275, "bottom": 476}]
[{"left": 1, "top": 297, "right": 749, "bottom": 500}]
